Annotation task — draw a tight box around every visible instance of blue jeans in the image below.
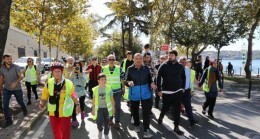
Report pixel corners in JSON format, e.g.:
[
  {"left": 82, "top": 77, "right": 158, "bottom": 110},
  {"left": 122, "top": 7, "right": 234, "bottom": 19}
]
[
  {"left": 182, "top": 89, "right": 195, "bottom": 123},
  {"left": 3, "top": 89, "right": 27, "bottom": 123},
  {"left": 111, "top": 91, "right": 121, "bottom": 123}
]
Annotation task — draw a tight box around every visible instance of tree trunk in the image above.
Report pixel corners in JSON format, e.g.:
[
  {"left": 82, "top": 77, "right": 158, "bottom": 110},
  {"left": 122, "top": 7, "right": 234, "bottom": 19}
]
[
  {"left": 217, "top": 47, "right": 220, "bottom": 68},
  {"left": 0, "top": 0, "right": 12, "bottom": 62},
  {"left": 121, "top": 17, "right": 125, "bottom": 58},
  {"left": 186, "top": 46, "right": 189, "bottom": 59},
  {"left": 245, "top": 8, "right": 260, "bottom": 79},
  {"left": 128, "top": 16, "right": 133, "bottom": 51}
]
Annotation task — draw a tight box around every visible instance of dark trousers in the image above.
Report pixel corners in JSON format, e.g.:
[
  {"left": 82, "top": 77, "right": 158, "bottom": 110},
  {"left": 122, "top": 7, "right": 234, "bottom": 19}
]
[
  {"left": 159, "top": 91, "right": 182, "bottom": 127},
  {"left": 72, "top": 95, "right": 86, "bottom": 121},
  {"left": 155, "top": 90, "right": 160, "bottom": 107},
  {"left": 130, "top": 99, "right": 151, "bottom": 131},
  {"left": 3, "top": 89, "right": 27, "bottom": 123},
  {"left": 25, "top": 81, "right": 38, "bottom": 101},
  {"left": 196, "top": 69, "right": 203, "bottom": 80},
  {"left": 182, "top": 89, "right": 195, "bottom": 123},
  {"left": 203, "top": 95, "right": 217, "bottom": 116},
  {"left": 88, "top": 80, "right": 98, "bottom": 99}
]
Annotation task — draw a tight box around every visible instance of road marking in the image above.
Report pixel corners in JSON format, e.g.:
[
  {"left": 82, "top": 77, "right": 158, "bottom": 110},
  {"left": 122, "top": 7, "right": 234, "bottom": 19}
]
[{"left": 243, "top": 132, "right": 260, "bottom": 139}]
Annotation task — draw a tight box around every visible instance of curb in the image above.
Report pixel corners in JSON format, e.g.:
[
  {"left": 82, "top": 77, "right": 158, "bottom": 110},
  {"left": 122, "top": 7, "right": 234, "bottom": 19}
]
[{"left": 14, "top": 109, "right": 46, "bottom": 139}]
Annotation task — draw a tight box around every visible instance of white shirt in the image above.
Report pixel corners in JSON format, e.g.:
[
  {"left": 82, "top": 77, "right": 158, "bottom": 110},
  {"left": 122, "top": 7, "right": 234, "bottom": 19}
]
[{"left": 25, "top": 67, "right": 31, "bottom": 82}]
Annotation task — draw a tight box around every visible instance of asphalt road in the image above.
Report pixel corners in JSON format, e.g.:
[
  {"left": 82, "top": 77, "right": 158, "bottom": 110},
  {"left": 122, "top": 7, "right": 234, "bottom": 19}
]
[{"left": 20, "top": 84, "right": 260, "bottom": 139}]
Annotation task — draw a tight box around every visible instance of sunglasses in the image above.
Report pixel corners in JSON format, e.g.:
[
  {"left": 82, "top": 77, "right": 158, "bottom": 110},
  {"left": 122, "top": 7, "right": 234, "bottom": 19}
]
[
  {"left": 108, "top": 59, "right": 115, "bottom": 61},
  {"left": 27, "top": 61, "right": 32, "bottom": 63}
]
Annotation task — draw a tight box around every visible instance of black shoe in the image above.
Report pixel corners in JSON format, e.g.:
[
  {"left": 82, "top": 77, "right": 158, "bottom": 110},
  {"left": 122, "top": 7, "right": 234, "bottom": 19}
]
[
  {"left": 173, "top": 127, "right": 184, "bottom": 135},
  {"left": 2, "top": 121, "right": 13, "bottom": 128},
  {"left": 190, "top": 120, "right": 199, "bottom": 127},
  {"left": 149, "top": 112, "right": 154, "bottom": 117},
  {"left": 35, "top": 95, "right": 39, "bottom": 100},
  {"left": 202, "top": 106, "right": 206, "bottom": 115},
  {"left": 27, "top": 101, "right": 31, "bottom": 105},
  {"left": 155, "top": 105, "right": 159, "bottom": 109},
  {"left": 208, "top": 115, "right": 214, "bottom": 120},
  {"left": 23, "top": 109, "right": 28, "bottom": 116},
  {"left": 157, "top": 118, "right": 162, "bottom": 124}
]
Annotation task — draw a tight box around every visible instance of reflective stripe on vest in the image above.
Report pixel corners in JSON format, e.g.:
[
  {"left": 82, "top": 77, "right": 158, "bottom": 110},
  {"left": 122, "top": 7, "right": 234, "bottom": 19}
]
[
  {"left": 190, "top": 69, "right": 196, "bottom": 92},
  {"left": 47, "top": 78, "right": 74, "bottom": 117},
  {"left": 122, "top": 59, "right": 127, "bottom": 72},
  {"left": 203, "top": 66, "right": 211, "bottom": 93},
  {"left": 102, "top": 65, "right": 121, "bottom": 90},
  {"left": 25, "top": 65, "right": 37, "bottom": 85},
  {"left": 92, "top": 85, "right": 113, "bottom": 120}
]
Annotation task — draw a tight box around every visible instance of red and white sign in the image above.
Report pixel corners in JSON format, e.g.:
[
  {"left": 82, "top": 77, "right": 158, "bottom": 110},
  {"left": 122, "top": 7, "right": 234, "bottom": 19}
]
[{"left": 161, "top": 44, "right": 169, "bottom": 51}]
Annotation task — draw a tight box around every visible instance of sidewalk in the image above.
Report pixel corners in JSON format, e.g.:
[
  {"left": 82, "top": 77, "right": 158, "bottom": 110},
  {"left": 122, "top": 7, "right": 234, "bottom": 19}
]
[{"left": 0, "top": 74, "right": 48, "bottom": 139}]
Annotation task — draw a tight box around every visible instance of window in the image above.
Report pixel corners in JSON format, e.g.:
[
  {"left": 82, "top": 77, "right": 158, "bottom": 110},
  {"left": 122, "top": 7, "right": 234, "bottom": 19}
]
[
  {"left": 34, "top": 50, "right": 38, "bottom": 56},
  {"left": 43, "top": 52, "right": 47, "bottom": 58},
  {"left": 18, "top": 47, "right": 26, "bottom": 58}
]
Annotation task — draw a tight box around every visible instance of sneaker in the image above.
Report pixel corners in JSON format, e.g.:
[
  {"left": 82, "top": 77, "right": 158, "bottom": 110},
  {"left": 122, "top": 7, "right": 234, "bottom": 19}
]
[
  {"left": 134, "top": 126, "right": 140, "bottom": 133},
  {"left": 114, "top": 122, "right": 121, "bottom": 129},
  {"left": 173, "top": 127, "right": 184, "bottom": 136},
  {"left": 98, "top": 131, "right": 102, "bottom": 139},
  {"left": 2, "top": 121, "right": 13, "bottom": 128},
  {"left": 131, "top": 117, "right": 134, "bottom": 124},
  {"left": 71, "top": 120, "right": 79, "bottom": 127},
  {"left": 27, "top": 101, "right": 31, "bottom": 105},
  {"left": 157, "top": 118, "right": 162, "bottom": 124},
  {"left": 104, "top": 135, "right": 109, "bottom": 139},
  {"left": 81, "top": 112, "right": 85, "bottom": 120},
  {"left": 144, "top": 129, "right": 153, "bottom": 138},
  {"left": 23, "top": 109, "right": 28, "bottom": 116}
]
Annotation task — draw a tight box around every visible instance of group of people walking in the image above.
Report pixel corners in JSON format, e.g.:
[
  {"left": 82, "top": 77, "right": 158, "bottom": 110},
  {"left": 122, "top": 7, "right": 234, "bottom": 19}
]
[{"left": 0, "top": 44, "right": 224, "bottom": 139}]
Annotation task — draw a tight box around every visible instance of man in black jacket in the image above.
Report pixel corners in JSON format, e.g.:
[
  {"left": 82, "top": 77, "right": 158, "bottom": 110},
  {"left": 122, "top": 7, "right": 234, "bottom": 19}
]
[{"left": 157, "top": 50, "right": 186, "bottom": 135}]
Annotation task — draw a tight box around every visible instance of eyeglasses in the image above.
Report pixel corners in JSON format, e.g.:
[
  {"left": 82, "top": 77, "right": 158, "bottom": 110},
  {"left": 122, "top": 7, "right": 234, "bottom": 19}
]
[
  {"left": 108, "top": 59, "right": 115, "bottom": 61},
  {"left": 27, "top": 61, "right": 32, "bottom": 63}
]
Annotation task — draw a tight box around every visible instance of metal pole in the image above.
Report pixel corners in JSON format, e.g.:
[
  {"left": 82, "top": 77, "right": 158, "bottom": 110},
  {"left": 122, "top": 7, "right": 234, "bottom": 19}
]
[
  {"left": 258, "top": 68, "right": 259, "bottom": 77},
  {"left": 248, "top": 63, "right": 252, "bottom": 99},
  {"left": 240, "top": 67, "right": 242, "bottom": 76}
]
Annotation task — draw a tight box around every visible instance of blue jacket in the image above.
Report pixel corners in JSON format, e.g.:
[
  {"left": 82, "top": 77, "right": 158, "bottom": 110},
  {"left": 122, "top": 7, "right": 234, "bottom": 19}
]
[{"left": 125, "top": 65, "right": 153, "bottom": 101}]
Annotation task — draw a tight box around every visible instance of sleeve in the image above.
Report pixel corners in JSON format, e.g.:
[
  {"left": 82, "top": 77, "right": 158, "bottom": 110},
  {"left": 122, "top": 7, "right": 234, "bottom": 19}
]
[
  {"left": 15, "top": 65, "right": 21, "bottom": 73},
  {"left": 41, "top": 85, "right": 49, "bottom": 100},
  {"left": 81, "top": 76, "right": 86, "bottom": 85},
  {"left": 216, "top": 70, "right": 223, "bottom": 89},
  {"left": 199, "top": 69, "right": 208, "bottom": 87},
  {"left": 181, "top": 67, "right": 186, "bottom": 89},
  {"left": 124, "top": 67, "right": 131, "bottom": 87},
  {"left": 147, "top": 67, "right": 153, "bottom": 85},
  {"left": 119, "top": 67, "right": 125, "bottom": 80},
  {"left": 70, "top": 85, "right": 78, "bottom": 98},
  {"left": 156, "top": 64, "right": 163, "bottom": 92},
  {"left": 120, "top": 61, "right": 124, "bottom": 68}
]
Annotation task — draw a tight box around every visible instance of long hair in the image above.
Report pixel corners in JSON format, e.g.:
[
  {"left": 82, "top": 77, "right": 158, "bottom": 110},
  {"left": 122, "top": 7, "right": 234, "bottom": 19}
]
[{"left": 73, "top": 61, "right": 83, "bottom": 73}]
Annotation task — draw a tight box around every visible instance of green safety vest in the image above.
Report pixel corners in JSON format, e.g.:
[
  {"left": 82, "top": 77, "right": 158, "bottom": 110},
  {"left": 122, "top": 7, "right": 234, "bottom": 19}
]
[
  {"left": 190, "top": 69, "right": 196, "bottom": 92},
  {"left": 123, "top": 86, "right": 129, "bottom": 100},
  {"left": 122, "top": 59, "right": 127, "bottom": 72},
  {"left": 25, "top": 65, "right": 37, "bottom": 85},
  {"left": 47, "top": 78, "right": 74, "bottom": 117},
  {"left": 102, "top": 65, "right": 121, "bottom": 90},
  {"left": 92, "top": 85, "right": 113, "bottom": 120}
]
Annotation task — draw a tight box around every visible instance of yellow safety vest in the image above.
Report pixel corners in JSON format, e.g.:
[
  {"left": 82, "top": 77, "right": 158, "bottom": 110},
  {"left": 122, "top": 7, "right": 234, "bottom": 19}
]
[
  {"left": 102, "top": 65, "right": 121, "bottom": 90},
  {"left": 47, "top": 78, "right": 74, "bottom": 117},
  {"left": 122, "top": 59, "right": 127, "bottom": 72},
  {"left": 25, "top": 65, "right": 37, "bottom": 85},
  {"left": 92, "top": 85, "right": 113, "bottom": 120},
  {"left": 190, "top": 69, "right": 196, "bottom": 92},
  {"left": 203, "top": 67, "right": 211, "bottom": 92}
]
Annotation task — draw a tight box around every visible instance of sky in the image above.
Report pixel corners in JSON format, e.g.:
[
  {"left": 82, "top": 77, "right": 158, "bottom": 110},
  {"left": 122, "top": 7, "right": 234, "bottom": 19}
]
[{"left": 88, "top": 0, "right": 260, "bottom": 51}]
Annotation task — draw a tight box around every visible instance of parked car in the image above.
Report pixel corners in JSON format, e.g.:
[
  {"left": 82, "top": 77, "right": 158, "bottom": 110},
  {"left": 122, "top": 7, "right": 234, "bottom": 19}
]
[
  {"left": 42, "top": 58, "right": 54, "bottom": 70},
  {"left": 14, "top": 56, "right": 45, "bottom": 74}
]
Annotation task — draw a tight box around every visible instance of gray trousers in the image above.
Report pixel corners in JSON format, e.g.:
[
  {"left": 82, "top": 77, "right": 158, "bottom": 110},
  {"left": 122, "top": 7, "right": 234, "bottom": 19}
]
[{"left": 97, "top": 108, "right": 110, "bottom": 135}]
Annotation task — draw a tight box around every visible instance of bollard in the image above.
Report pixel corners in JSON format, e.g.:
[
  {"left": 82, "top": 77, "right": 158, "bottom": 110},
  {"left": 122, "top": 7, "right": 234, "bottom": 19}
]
[{"left": 240, "top": 67, "right": 242, "bottom": 76}]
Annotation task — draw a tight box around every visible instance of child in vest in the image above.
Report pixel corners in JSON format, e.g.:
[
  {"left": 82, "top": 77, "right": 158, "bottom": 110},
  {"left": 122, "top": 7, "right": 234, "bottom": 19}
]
[{"left": 92, "top": 73, "right": 115, "bottom": 139}]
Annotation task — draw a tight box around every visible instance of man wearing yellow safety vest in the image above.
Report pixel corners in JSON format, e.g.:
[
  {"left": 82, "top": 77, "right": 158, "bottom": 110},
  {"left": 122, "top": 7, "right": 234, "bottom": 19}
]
[
  {"left": 92, "top": 73, "right": 115, "bottom": 139},
  {"left": 120, "top": 51, "right": 134, "bottom": 102},
  {"left": 102, "top": 54, "right": 125, "bottom": 129},
  {"left": 39, "top": 62, "right": 80, "bottom": 139},
  {"left": 198, "top": 58, "right": 224, "bottom": 120},
  {"left": 23, "top": 57, "right": 39, "bottom": 105},
  {"left": 179, "top": 58, "right": 199, "bottom": 127}
]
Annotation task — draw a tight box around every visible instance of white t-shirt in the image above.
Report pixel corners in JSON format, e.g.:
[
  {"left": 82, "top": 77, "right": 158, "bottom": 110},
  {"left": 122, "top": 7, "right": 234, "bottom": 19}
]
[{"left": 25, "top": 67, "right": 31, "bottom": 82}]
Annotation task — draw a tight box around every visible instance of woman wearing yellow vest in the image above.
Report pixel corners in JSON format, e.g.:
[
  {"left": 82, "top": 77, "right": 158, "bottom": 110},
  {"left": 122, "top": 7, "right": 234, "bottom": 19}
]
[
  {"left": 198, "top": 59, "right": 224, "bottom": 119},
  {"left": 39, "top": 62, "right": 80, "bottom": 139},
  {"left": 23, "top": 58, "right": 39, "bottom": 105},
  {"left": 92, "top": 73, "right": 115, "bottom": 139}
]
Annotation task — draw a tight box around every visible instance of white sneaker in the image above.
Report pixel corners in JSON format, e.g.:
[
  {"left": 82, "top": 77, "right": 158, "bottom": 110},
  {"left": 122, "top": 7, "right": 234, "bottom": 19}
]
[
  {"left": 144, "top": 129, "right": 153, "bottom": 138},
  {"left": 98, "top": 132, "right": 102, "bottom": 139},
  {"left": 131, "top": 117, "right": 134, "bottom": 124},
  {"left": 105, "top": 135, "right": 109, "bottom": 139},
  {"left": 134, "top": 126, "right": 140, "bottom": 133}
]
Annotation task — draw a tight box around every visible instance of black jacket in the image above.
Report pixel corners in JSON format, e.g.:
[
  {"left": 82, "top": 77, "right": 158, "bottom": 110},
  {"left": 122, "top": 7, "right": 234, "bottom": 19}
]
[
  {"left": 157, "top": 61, "right": 186, "bottom": 92},
  {"left": 125, "top": 65, "right": 153, "bottom": 87}
]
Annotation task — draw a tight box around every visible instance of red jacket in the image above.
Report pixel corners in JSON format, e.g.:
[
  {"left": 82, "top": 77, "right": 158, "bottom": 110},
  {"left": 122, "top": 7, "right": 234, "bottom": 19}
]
[{"left": 86, "top": 64, "right": 102, "bottom": 81}]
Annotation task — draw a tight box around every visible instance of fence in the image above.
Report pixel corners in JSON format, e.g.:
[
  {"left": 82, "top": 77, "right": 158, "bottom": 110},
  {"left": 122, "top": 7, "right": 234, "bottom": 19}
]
[{"left": 225, "top": 67, "right": 260, "bottom": 77}]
